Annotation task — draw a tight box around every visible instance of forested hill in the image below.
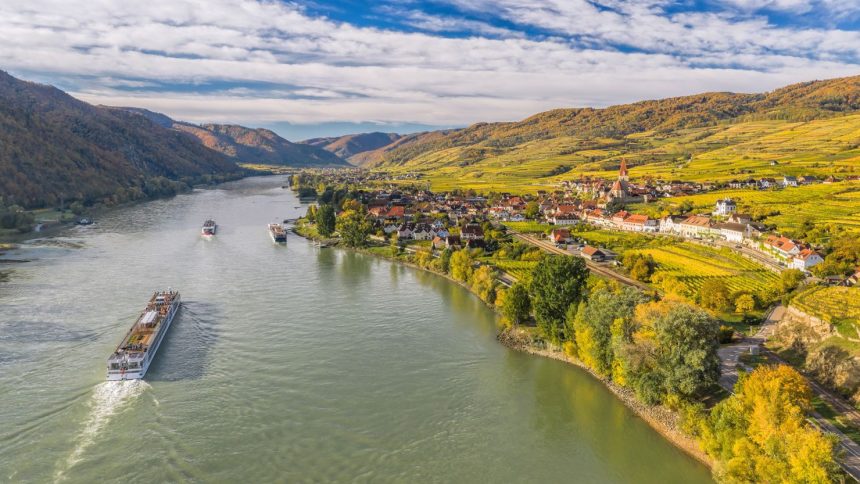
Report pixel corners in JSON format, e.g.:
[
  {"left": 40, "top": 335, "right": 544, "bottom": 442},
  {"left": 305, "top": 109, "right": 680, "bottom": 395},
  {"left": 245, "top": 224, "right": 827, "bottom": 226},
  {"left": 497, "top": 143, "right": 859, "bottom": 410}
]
[
  {"left": 0, "top": 71, "right": 242, "bottom": 208},
  {"left": 301, "top": 132, "right": 403, "bottom": 163},
  {"left": 360, "top": 75, "right": 860, "bottom": 169},
  {"left": 173, "top": 123, "right": 349, "bottom": 168}
]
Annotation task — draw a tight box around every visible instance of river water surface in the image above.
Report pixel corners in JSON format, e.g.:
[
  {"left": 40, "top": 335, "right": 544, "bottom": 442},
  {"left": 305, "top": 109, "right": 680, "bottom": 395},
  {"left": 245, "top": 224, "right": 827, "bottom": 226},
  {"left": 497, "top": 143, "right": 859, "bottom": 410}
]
[{"left": 0, "top": 176, "right": 711, "bottom": 483}]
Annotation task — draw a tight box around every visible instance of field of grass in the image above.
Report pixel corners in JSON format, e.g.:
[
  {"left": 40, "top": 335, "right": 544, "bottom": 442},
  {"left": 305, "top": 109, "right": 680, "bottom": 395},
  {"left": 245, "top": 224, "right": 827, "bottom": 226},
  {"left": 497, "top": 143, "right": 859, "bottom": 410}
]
[
  {"left": 629, "top": 242, "right": 780, "bottom": 296},
  {"left": 792, "top": 286, "right": 860, "bottom": 336},
  {"left": 503, "top": 221, "right": 553, "bottom": 234},
  {"left": 631, "top": 180, "right": 860, "bottom": 234}
]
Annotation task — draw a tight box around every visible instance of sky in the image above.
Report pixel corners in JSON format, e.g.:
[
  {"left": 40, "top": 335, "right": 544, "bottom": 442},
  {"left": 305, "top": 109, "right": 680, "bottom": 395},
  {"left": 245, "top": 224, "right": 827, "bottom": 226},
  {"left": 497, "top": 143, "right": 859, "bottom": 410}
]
[{"left": 1, "top": 0, "right": 859, "bottom": 139}]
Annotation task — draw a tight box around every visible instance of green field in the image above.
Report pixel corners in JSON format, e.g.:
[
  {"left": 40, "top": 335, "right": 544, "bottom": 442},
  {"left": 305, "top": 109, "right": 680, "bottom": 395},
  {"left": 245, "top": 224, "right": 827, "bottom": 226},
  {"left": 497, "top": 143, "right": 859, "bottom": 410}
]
[{"left": 629, "top": 242, "right": 780, "bottom": 296}]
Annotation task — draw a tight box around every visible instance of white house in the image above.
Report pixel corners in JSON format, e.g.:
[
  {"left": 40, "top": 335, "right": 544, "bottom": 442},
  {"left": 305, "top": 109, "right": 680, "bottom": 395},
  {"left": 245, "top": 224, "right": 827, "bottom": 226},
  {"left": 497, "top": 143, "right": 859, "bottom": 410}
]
[
  {"left": 717, "top": 222, "right": 747, "bottom": 243},
  {"left": 713, "top": 198, "right": 737, "bottom": 216},
  {"left": 679, "top": 215, "right": 713, "bottom": 238},
  {"left": 411, "top": 223, "right": 434, "bottom": 241},
  {"left": 783, "top": 176, "right": 799, "bottom": 187},
  {"left": 791, "top": 249, "right": 824, "bottom": 270}
]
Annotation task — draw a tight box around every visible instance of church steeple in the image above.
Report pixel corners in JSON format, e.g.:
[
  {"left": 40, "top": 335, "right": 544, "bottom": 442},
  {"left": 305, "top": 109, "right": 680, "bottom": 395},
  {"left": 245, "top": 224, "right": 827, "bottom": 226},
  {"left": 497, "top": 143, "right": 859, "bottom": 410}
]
[{"left": 619, "top": 159, "right": 628, "bottom": 181}]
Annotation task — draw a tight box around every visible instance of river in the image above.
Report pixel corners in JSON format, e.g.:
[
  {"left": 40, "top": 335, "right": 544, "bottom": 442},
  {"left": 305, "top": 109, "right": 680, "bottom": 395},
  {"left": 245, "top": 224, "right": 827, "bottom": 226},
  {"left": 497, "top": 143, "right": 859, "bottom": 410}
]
[{"left": 0, "top": 176, "right": 711, "bottom": 483}]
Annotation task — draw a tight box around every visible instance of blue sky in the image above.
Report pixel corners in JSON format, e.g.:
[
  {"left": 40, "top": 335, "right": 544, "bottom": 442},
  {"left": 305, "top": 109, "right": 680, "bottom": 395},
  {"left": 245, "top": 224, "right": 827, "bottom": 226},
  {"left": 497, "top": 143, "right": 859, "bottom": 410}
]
[{"left": 1, "top": 0, "right": 858, "bottom": 139}]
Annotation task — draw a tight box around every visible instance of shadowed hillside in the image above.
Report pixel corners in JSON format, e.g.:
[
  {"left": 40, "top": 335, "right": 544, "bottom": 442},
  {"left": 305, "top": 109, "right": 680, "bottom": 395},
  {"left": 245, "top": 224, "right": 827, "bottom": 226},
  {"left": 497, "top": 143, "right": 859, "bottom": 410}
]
[{"left": 0, "top": 71, "right": 243, "bottom": 208}]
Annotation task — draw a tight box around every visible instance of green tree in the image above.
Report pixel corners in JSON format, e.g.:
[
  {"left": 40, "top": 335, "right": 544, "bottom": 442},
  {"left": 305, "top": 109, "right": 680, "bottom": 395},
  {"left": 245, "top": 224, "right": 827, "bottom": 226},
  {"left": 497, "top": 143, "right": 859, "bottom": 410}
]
[
  {"left": 435, "top": 248, "right": 452, "bottom": 274},
  {"left": 699, "top": 279, "right": 730, "bottom": 312},
  {"left": 524, "top": 201, "right": 540, "bottom": 220},
  {"left": 780, "top": 269, "right": 805, "bottom": 293},
  {"left": 573, "top": 286, "right": 645, "bottom": 376},
  {"left": 316, "top": 204, "right": 336, "bottom": 237},
  {"left": 335, "top": 200, "right": 371, "bottom": 248},
  {"left": 502, "top": 283, "right": 531, "bottom": 325},
  {"left": 450, "top": 249, "right": 473, "bottom": 282},
  {"left": 529, "top": 255, "right": 589, "bottom": 343},
  {"left": 650, "top": 304, "right": 720, "bottom": 400}
]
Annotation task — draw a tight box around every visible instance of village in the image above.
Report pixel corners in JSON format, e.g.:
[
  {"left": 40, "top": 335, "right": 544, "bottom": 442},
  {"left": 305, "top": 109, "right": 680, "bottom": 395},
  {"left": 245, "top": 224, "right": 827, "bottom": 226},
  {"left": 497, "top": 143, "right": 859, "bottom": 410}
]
[{"left": 298, "top": 161, "right": 857, "bottom": 284}]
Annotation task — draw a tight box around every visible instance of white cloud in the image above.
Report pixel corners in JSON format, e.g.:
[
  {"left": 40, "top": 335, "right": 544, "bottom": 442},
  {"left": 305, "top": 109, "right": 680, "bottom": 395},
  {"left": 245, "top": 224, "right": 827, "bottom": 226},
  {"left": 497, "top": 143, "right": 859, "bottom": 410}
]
[{"left": 0, "top": 0, "right": 857, "bottom": 132}]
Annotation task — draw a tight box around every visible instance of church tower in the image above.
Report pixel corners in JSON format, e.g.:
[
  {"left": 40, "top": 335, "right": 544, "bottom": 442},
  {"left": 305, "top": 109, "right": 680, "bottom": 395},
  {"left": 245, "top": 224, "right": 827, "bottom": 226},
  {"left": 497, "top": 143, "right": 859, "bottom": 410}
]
[{"left": 618, "top": 159, "right": 629, "bottom": 182}]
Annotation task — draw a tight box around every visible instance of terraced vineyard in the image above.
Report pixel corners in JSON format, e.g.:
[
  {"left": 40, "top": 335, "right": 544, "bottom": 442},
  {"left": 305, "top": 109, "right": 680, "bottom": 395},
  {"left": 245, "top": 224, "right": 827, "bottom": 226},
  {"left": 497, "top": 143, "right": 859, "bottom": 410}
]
[
  {"left": 630, "top": 242, "right": 780, "bottom": 295},
  {"left": 792, "top": 286, "right": 860, "bottom": 335}
]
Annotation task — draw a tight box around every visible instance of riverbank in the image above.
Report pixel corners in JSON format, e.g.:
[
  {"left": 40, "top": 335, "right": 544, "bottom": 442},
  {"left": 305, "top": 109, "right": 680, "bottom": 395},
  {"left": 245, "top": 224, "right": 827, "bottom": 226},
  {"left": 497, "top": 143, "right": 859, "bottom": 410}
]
[{"left": 291, "top": 223, "right": 714, "bottom": 472}]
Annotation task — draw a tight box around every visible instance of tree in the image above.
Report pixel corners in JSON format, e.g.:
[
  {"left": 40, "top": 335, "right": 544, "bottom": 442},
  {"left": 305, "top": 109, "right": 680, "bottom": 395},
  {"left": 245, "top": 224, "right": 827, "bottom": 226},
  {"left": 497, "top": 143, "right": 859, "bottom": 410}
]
[
  {"left": 734, "top": 293, "right": 756, "bottom": 314},
  {"left": 524, "top": 201, "right": 540, "bottom": 220},
  {"left": 502, "top": 283, "right": 531, "bottom": 325},
  {"left": 650, "top": 304, "right": 720, "bottom": 400},
  {"left": 435, "top": 248, "right": 452, "bottom": 274},
  {"left": 529, "top": 256, "right": 589, "bottom": 343},
  {"left": 470, "top": 265, "right": 498, "bottom": 304},
  {"left": 450, "top": 249, "right": 473, "bottom": 282},
  {"left": 335, "top": 200, "right": 371, "bottom": 247},
  {"left": 316, "top": 204, "right": 336, "bottom": 237},
  {"left": 572, "top": 286, "right": 645, "bottom": 376},
  {"left": 780, "top": 269, "right": 805, "bottom": 294},
  {"left": 305, "top": 204, "right": 317, "bottom": 223},
  {"left": 700, "top": 365, "right": 840, "bottom": 483},
  {"left": 414, "top": 248, "right": 434, "bottom": 269},
  {"left": 699, "top": 279, "right": 730, "bottom": 312}
]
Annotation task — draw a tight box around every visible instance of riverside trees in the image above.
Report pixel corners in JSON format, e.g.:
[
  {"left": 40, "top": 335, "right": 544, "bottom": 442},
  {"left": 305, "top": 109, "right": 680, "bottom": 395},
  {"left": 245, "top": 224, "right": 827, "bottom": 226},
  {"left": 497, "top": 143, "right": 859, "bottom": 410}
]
[
  {"left": 529, "top": 255, "right": 589, "bottom": 343},
  {"left": 336, "top": 200, "right": 371, "bottom": 247},
  {"left": 316, "top": 204, "right": 336, "bottom": 237}
]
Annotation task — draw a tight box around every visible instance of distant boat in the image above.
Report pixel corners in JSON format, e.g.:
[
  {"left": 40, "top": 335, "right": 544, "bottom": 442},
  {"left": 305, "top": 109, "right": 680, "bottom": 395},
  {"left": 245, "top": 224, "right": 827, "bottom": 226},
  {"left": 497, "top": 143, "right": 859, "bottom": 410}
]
[
  {"left": 268, "top": 223, "right": 287, "bottom": 243},
  {"left": 76, "top": 218, "right": 94, "bottom": 225},
  {"left": 107, "top": 289, "right": 181, "bottom": 381},
  {"left": 201, "top": 219, "right": 217, "bottom": 236}
]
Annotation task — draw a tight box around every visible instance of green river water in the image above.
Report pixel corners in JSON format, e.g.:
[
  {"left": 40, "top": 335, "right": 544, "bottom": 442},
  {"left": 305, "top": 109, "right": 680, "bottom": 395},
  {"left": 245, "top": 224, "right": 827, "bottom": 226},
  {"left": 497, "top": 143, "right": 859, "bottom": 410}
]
[{"left": 0, "top": 176, "right": 711, "bottom": 483}]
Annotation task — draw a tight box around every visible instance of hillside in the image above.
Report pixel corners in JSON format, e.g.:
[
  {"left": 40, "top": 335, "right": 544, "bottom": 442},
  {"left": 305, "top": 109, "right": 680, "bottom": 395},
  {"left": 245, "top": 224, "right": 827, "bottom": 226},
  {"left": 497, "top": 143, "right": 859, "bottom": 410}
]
[
  {"left": 364, "top": 75, "right": 860, "bottom": 192},
  {"left": 176, "top": 123, "right": 349, "bottom": 167},
  {"left": 301, "top": 132, "right": 403, "bottom": 163},
  {"left": 0, "top": 71, "right": 242, "bottom": 208}
]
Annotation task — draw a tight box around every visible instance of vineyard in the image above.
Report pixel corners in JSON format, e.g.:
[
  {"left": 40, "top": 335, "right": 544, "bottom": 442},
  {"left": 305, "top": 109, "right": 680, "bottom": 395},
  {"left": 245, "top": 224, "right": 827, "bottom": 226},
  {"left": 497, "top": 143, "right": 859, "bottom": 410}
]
[
  {"left": 792, "top": 286, "right": 860, "bottom": 335},
  {"left": 485, "top": 258, "right": 539, "bottom": 284},
  {"left": 504, "top": 221, "right": 553, "bottom": 234},
  {"left": 630, "top": 242, "right": 780, "bottom": 296}
]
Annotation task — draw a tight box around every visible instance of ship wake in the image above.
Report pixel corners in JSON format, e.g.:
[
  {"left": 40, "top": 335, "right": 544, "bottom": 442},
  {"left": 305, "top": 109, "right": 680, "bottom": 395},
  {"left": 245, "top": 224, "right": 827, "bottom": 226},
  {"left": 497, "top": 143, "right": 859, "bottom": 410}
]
[{"left": 55, "top": 380, "right": 149, "bottom": 481}]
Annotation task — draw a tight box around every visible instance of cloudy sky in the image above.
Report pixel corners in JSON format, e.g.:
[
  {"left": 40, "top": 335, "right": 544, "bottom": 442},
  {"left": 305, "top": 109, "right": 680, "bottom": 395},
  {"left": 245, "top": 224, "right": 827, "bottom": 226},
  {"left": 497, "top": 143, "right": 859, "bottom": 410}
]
[{"left": 1, "top": 0, "right": 859, "bottom": 139}]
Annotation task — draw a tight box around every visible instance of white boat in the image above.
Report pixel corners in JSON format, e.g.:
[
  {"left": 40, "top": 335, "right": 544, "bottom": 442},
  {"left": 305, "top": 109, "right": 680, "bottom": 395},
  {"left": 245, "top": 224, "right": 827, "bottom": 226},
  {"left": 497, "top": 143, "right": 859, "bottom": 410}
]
[{"left": 106, "top": 290, "right": 181, "bottom": 381}]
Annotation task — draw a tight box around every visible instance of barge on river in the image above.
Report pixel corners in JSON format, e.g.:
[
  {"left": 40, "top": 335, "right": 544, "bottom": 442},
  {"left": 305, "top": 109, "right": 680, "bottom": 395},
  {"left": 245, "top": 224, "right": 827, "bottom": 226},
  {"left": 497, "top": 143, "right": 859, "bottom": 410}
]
[
  {"left": 268, "top": 223, "right": 287, "bottom": 243},
  {"left": 201, "top": 219, "right": 217, "bottom": 236},
  {"left": 107, "top": 290, "right": 181, "bottom": 381}
]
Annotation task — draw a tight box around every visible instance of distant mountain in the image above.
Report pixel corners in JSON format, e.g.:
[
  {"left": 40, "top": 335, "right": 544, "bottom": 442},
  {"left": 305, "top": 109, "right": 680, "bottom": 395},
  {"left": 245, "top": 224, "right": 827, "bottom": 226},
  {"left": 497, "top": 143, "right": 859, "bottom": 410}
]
[
  {"left": 118, "top": 107, "right": 349, "bottom": 168},
  {"left": 362, "top": 75, "right": 860, "bottom": 181},
  {"left": 174, "top": 123, "right": 349, "bottom": 167},
  {"left": 301, "top": 132, "right": 403, "bottom": 163},
  {"left": 0, "top": 71, "right": 242, "bottom": 208}
]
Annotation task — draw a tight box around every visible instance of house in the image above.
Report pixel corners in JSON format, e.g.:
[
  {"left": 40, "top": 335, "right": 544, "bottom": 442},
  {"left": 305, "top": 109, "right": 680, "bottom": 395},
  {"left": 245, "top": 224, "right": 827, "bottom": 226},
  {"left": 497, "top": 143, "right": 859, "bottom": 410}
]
[
  {"left": 716, "top": 222, "right": 748, "bottom": 243},
  {"left": 659, "top": 215, "right": 686, "bottom": 234},
  {"left": 432, "top": 236, "right": 447, "bottom": 250},
  {"left": 799, "top": 176, "right": 817, "bottom": 185},
  {"left": 791, "top": 249, "right": 823, "bottom": 270},
  {"left": 445, "top": 235, "right": 462, "bottom": 249},
  {"left": 581, "top": 245, "right": 606, "bottom": 262},
  {"left": 611, "top": 210, "right": 630, "bottom": 227},
  {"left": 763, "top": 235, "right": 800, "bottom": 258},
  {"left": 759, "top": 178, "right": 777, "bottom": 189},
  {"left": 727, "top": 213, "right": 752, "bottom": 225},
  {"left": 713, "top": 198, "right": 737, "bottom": 216},
  {"left": 550, "top": 213, "right": 580, "bottom": 225},
  {"left": 847, "top": 268, "right": 860, "bottom": 286},
  {"left": 551, "top": 228, "right": 573, "bottom": 244},
  {"left": 461, "top": 224, "right": 484, "bottom": 241},
  {"left": 622, "top": 214, "right": 658, "bottom": 232},
  {"left": 411, "top": 223, "right": 434, "bottom": 241},
  {"left": 382, "top": 222, "right": 400, "bottom": 234},
  {"left": 679, "top": 215, "right": 713, "bottom": 238},
  {"left": 783, "top": 176, "right": 799, "bottom": 187},
  {"left": 397, "top": 223, "right": 414, "bottom": 240}
]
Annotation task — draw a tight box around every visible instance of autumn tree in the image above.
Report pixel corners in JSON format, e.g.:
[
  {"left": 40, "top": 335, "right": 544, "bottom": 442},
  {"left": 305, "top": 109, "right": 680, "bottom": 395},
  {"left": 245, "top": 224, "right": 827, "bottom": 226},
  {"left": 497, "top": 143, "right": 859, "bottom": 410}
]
[
  {"left": 470, "top": 265, "right": 498, "bottom": 304},
  {"left": 699, "top": 365, "right": 841, "bottom": 483},
  {"left": 529, "top": 255, "right": 589, "bottom": 343},
  {"left": 734, "top": 293, "right": 756, "bottom": 314},
  {"left": 699, "top": 279, "right": 730, "bottom": 312},
  {"left": 450, "top": 249, "right": 473, "bottom": 282},
  {"left": 572, "top": 286, "right": 645, "bottom": 376}
]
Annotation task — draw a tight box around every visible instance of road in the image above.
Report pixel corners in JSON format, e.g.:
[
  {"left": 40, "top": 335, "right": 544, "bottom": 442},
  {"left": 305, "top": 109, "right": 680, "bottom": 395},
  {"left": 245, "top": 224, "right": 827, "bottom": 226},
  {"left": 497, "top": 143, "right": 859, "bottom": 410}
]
[
  {"left": 717, "top": 305, "right": 860, "bottom": 481},
  {"left": 510, "top": 232, "right": 650, "bottom": 290}
]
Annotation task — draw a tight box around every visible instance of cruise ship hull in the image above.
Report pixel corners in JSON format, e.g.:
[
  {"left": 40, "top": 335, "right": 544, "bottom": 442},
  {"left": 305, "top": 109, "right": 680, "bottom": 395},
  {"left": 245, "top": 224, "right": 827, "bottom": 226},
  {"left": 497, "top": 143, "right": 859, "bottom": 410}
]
[{"left": 107, "top": 292, "right": 181, "bottom": 381}]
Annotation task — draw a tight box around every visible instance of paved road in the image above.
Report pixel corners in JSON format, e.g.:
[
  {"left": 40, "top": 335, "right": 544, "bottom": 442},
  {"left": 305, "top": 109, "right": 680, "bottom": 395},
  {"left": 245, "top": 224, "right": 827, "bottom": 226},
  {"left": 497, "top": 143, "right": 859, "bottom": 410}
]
[
  {"left": 717, "top": 305, "right": 860, "bottom": 481},
  {"left": 510, "top": 232, "right": 650, "bottom": 290}
]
